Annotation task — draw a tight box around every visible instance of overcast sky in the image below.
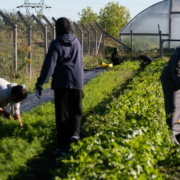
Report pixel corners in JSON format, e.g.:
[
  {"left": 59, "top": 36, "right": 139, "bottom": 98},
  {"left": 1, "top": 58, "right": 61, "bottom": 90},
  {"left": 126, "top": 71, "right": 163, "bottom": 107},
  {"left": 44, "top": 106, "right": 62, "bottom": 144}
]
[{"left": 0, "top": 0, "right": 163, "bottom": 21}]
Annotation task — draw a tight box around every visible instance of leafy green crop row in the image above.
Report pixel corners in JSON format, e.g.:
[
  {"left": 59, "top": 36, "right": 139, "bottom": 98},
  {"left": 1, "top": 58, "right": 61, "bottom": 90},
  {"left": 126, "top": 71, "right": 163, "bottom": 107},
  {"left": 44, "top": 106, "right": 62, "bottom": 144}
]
[
  {"left": 52, "top": 59, "right": 176, "bottom": 179},
  {"left": 0, "top": 61, "right": 140, "bottom": 180},
  {"left": 83, "top": 61, "right": 139, "bottom": 113},
  {"left": 0, "top": 102, "right": 56, "bottom": 179}
]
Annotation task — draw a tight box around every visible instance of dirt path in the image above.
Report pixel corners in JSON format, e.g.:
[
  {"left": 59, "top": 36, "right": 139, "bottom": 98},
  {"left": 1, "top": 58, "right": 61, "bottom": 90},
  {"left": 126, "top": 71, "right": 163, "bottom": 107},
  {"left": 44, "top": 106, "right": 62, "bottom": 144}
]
[{"left": 5, "top": 68, "right": 106, "bottom": 113}]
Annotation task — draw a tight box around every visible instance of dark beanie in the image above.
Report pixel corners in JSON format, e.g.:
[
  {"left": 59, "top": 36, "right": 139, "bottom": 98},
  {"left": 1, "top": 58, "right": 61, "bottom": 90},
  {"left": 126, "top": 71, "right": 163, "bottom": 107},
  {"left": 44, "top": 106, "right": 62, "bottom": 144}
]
[
  {"left": 56, "top": 17, "right": 71, "bottom": 37},
  {"left": 140, "top": 55, "right": 144, "bottom": 59},
  {"left": 114, "top": 48, "right": 118, "bottom": 52}
]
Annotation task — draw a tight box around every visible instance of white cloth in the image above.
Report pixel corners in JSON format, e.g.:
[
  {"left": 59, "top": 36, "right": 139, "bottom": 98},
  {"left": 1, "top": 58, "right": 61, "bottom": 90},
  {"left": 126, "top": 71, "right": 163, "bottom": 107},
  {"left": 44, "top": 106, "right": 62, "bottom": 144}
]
[{"left": 0, "top": 78, "right": 20, "bottom": 115}]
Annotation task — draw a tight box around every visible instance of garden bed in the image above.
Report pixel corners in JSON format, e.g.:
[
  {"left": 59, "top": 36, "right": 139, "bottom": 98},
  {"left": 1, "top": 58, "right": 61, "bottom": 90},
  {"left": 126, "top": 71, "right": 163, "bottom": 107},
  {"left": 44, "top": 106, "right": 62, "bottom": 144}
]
[{"left": 0, "top": 60, "right": 140, "bottom": 180}]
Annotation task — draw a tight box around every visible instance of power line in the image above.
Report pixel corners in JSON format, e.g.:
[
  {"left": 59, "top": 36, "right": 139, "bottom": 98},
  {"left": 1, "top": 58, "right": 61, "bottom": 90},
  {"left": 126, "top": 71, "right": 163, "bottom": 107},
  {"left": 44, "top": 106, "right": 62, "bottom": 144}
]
[
  {"left": 45, "top": 12, "right": 79, "bottom": 17},
  {"left": 17, "top": 0, "right": 51, "bottom": 16},
  {"left": 49, "top": 8, "right": 79, "bottom": 12},
  {"left": 48, "top": 0, "right": 157, "bottom": 6},
  {"left": 44, "top": 9, "right": 78, "bottom": 15}
]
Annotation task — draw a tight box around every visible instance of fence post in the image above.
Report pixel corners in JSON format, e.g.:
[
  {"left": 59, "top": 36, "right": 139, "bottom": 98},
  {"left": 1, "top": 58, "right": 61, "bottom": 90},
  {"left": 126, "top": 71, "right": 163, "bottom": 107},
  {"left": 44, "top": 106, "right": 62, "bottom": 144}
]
[
  {"left": 95, "top": 22, "right": 131, "bottom": 50},
  {"left": 131, "top": 23, "right": 133, "bottom": 59},
  {"left": 0, "top": 11, "right": 17, "bottom": 72},
  {"left": 17, "top": 11, "right": 32, "bottom": 77},
  {"left": 14, "top": 25, "right": 17, "bottom": 72},
  {"left": 52, "top": 17, "right": 56, "bottom": 23},
  {"left": 52, "top": 17, "right": 56, "bottom": 37},
  {"left": 71, "top": 27, "right": 75, "bottom": 36},
  {"left": 89, "top": 23, "right": 97, "bottom": 55},
  {"left": 97, "top": 34, "right": 102, "bottom": 54},
  {"left": 95, "top": 23, "right": 103, "bottom": 55},
  {"left": 28, "top": 26, "right": 32, "bottom": 76},
  {"left": 43, "top": 15, "right": 55, "bottom": 40},
  {"left": 81, "top": 23, "right": 90, "bottom": 56},
  {"left": 160, "top": 40, "right": 162, "bottom": 58},
  {"left": 73, "top": 22, "right": 83, "bottom": 56},
  {"left": 102, "top": 22, "right": 106, "bottom": 55},
  {"left": 45, "top": 26, "right": 47, "bottom": 54},
  {"left": 95, "top": 22, "right": 107, "bottom": 55},
  {"left": 119, "top": 33, "right": 121, "bottom": 41},
  {"left": 159, "top": 24, "right": 162, "bottom": 58},
  {"left": 32, "top": 14, "right": 47, "bottom": 58},
  {"left": 169, "top": 0, "right": 172, "bottom": 49},
  {"left": 160, "top": 40, "right": 164, "bottom": 58}
]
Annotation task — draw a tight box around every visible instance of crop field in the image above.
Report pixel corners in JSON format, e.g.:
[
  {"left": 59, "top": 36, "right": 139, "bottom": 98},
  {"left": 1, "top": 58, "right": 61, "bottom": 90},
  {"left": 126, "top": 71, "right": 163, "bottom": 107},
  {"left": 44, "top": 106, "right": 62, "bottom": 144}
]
[
  {"left": 52, "top": 59, "right": 174, "bottom": 180},
  {"left": 0, "top": 58, "right": 179, "bottom": 180}
]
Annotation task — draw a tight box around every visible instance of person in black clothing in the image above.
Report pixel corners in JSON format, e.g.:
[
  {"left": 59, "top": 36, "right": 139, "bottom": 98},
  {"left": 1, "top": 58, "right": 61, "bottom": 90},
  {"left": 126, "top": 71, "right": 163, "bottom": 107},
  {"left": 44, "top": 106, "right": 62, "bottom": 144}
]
[
  {"left": 35, "top": 17, "right": 84, "bottom": 155},
  {"left": 140, "top": 55, "right": 153, "bottom": 67},
  {"left": 160, "top": 46, "right": 180, "bottom": 146},
  {"left": 111, "top": 48, "right": 124, "bottom": 65}
]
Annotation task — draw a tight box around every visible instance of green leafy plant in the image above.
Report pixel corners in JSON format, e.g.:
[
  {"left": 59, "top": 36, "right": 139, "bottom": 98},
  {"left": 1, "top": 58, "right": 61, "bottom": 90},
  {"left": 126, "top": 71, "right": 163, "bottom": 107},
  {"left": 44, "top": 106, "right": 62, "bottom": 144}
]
[
  {"left": 52, "top": 59, "right": 175, "bottom": 179},
  {"left": 0, "top": 60, "right": 140, "bottom": 180}
]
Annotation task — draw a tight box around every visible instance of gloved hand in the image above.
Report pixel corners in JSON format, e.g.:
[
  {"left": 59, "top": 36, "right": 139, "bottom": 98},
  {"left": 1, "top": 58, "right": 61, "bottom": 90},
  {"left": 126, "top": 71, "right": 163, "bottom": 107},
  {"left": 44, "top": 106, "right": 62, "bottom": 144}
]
[{"left": 36, "top": 86, "right": 42, "bottom": 99}]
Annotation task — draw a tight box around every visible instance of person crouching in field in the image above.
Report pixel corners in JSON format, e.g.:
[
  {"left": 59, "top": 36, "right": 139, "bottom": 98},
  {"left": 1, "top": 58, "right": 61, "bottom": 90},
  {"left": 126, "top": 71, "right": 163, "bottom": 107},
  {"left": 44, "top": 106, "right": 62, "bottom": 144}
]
[
  {"left": 111, "top": 48, "right": 124, "bottom": 65},
  {"left": 0, "top": 78, "right": 27, "bottom": 127},
  {"left": 160, "top": 46, "right": 180, "bottom": 145},
  {"left": 139, "top": 55, "right": 153, "bottom": 67},
  {"left": 35, "top": 17, "right": 84, "bottom": 155}
]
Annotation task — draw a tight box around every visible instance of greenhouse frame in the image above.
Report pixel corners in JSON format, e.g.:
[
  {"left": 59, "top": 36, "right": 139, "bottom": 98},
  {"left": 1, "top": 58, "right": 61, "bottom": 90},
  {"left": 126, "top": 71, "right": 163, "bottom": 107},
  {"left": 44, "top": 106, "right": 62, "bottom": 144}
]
[{"left": 119, "top": 0, "right": 180, "bottom": 57}]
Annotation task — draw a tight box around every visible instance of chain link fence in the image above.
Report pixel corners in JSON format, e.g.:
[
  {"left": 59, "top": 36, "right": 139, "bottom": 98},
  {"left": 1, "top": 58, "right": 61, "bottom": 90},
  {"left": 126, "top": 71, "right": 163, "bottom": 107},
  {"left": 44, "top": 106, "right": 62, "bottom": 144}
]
[
  {"left": 0, "top": 11, "right": 128, "bottom": 79},
  {"left": 0, "top": 22, "right": 14, "bottom": 80}
]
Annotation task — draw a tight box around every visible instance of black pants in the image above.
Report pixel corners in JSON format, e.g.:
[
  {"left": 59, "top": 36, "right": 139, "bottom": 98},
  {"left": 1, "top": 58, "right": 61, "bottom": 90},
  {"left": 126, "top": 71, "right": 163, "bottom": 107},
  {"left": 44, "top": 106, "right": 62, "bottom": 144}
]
[
  {"left": 113, "top": 59, "right": 124, "bottom": 65},
  {"left": 161, "top": 81, "right": 180, "bottom": 136},
  {"left": 54, "top": 88, "right": 83, "bottom": 149}
]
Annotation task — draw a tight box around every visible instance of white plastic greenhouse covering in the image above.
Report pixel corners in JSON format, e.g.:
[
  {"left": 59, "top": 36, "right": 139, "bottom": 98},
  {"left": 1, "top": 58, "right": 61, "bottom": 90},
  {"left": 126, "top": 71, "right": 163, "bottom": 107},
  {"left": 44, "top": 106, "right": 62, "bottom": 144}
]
[{"left": 119, "top": 0, "right": 180, "bottom": 51}]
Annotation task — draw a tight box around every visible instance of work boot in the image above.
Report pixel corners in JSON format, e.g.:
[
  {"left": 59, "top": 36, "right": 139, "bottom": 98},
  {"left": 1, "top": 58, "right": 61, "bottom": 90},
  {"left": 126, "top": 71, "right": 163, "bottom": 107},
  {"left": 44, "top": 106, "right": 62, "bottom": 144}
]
[
  {"left": 171, "top": 135, "right": 180, "bottom": 146},
  {"left": 70, "top": 133, "right": 80, "bottom": 143},
  {"left": 52, "top": 148, "right": 69, "bottom": 156}
]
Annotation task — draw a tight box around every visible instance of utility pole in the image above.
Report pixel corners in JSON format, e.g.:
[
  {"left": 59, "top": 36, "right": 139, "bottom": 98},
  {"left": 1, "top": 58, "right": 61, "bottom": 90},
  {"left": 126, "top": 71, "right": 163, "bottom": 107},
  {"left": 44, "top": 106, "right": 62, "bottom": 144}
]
[{"left": 17, "top": 0, "right": 51, "bottom": 16}]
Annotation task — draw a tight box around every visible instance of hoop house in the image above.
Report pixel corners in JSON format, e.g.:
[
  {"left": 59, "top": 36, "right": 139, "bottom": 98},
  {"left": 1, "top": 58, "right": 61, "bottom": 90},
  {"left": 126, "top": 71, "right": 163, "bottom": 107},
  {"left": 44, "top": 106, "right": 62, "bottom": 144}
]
[{"left": 119, "top": 0, "right": 180, "bottom": 51}]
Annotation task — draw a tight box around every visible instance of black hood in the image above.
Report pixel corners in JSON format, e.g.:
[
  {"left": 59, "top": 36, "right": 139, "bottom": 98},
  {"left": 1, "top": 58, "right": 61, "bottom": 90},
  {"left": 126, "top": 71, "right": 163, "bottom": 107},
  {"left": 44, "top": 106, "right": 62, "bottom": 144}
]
[
  {"left": 57, "top": 34, "right": 76, "bottom": 46},
  {"left": 56, "top": 17, "right": 71, "bottom": 37},
  {"left": 114, "top": 48, "right": 118, "bottom": 53}
]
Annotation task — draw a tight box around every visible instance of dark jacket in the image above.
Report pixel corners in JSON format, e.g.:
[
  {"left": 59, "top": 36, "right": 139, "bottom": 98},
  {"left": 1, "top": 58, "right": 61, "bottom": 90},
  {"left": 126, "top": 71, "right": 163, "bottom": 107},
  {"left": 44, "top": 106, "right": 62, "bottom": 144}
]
[
  {"left": 36, "top": 34, "right": 83, "bottom": 90},
  {"left": 111, "top": 52, "right": 122, "bottom": 65},
  {"left": 160, "top": 47, "right": 180, "bottom": 89},
  {"left": 140, "top": 55, "right": 153, "bottom": 67},
  {"left": 143, "top": 55, "right": 153, "bottom": 64}
]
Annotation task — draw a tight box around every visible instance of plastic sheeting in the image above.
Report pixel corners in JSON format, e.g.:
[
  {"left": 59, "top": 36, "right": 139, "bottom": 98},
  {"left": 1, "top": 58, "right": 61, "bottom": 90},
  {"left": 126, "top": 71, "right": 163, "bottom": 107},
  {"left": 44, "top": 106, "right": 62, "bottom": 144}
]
[
  {"left": 121, "top": 0, "right": 170, "bottom": 34},
  {"left": 121, "top": 35, "right": 169, "bottom": 51},
  {"left": 120, "top": 0, "right": 180, "bottom": 50},
  {"left": 171, "top": 14, "right": 180, "bottom": 52},
  {"left": 172, "top": 0, "right": 180, "bottom": 11},
  {"left": 171, "top": 14, "right": 180, "bottom": 39}
]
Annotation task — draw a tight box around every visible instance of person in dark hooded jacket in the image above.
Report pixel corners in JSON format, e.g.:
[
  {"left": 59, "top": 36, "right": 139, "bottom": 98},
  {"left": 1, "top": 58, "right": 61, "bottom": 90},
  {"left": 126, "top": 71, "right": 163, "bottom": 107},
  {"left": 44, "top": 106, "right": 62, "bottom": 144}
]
[
  {"left": 139, "top": 55, "right": 153, "bottom": 67},
  {"left": 111, "top": 48, "right": 124, "bottom": 65},
  {"left": 160, "top": 46, "right": 180, "bottom": 146},
  {"left": 35, "top": 17, "right": 83, "bottom": 155}
]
